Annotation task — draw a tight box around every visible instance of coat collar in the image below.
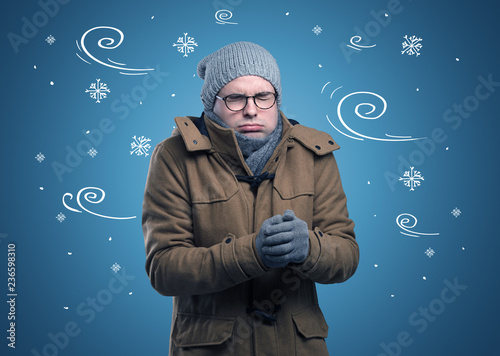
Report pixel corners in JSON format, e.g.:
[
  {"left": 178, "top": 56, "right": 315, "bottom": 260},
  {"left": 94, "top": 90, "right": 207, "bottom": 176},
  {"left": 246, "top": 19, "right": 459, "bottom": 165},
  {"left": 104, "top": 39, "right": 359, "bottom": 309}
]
[{"left": 173, "top": 111, "right": 340, "bottom": 155}]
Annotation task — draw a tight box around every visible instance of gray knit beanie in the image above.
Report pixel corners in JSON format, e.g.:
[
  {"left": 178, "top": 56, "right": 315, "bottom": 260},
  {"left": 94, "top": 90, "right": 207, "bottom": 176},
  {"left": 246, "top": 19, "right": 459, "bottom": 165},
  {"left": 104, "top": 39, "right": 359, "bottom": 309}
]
[{"left": 197, "top": 41, "right": 281, "bottom": 112}]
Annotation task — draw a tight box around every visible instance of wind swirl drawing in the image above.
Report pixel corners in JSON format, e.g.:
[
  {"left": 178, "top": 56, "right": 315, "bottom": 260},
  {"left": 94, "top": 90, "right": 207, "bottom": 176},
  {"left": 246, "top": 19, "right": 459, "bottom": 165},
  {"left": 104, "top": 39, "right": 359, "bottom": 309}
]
[
  {"left": 396, "top": 213, "right": 439, "bottom": 238},
  {"left": 62, "top": 187, "right": 136, "bottom": 220},
  {"left": 76, "top": 26, "right": 154, "bottom": 76},
  {"left": 215, "top": 10, "right": 238, "bottom": 25},
  {"left": 322, "top": 82, "right": 426, "bottom": 142},
  {"left": 346, "top": 35, "right": 376, "bottom": 51}
]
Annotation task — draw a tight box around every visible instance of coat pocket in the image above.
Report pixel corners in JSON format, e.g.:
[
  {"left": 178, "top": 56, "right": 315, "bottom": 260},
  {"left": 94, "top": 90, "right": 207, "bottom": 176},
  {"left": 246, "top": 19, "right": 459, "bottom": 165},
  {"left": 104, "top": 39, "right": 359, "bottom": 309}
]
[
  {"left": 171, "top": 313, "right": 235, "bottom": 355},
  {"left": 273, "top": 149, "right": 314, "bottom": 200},
  {"left": 292, "top": 305, "right": 329, "bottom": 356}
]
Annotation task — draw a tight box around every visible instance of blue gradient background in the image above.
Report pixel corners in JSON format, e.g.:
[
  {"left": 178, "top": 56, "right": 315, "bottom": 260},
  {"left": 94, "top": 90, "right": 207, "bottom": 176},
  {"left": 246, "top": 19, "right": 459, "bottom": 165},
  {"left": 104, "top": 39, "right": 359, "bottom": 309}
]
[{"left": 1, "top": 0, "right": 499, "bottom": 355}]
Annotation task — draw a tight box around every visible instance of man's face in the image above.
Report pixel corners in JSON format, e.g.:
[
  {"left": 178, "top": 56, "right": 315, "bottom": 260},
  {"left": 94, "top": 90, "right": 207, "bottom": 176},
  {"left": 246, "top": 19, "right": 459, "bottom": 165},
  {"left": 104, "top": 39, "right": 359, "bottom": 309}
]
[{"left": 213, "top": 75, "right": 279, "bottom": 139}]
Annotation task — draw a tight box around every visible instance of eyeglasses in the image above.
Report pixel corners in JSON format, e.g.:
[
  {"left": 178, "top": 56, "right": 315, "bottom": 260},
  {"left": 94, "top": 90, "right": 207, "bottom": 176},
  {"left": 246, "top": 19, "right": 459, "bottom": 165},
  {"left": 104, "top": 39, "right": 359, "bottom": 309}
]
[{"left": 216, "top": 92, "right": 277, "bottom": 112}]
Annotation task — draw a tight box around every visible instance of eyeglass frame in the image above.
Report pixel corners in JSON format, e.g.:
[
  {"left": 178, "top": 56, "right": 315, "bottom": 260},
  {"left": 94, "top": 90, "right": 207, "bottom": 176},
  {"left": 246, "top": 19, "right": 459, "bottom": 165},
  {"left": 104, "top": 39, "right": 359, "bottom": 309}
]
[{"left": 215, "top": 92, "right": 277, "bottom": 112}]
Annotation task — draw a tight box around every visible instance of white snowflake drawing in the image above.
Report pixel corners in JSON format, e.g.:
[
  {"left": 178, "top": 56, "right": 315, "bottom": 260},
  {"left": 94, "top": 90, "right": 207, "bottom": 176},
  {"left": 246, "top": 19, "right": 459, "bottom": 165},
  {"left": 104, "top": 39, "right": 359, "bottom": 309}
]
[
  {"left": 312, "top": 25, "right": 322, "bottom": 35},
  {"left": 35, "top": 152, "right": 45, "bottom": 163},
  {"left": 85, "top": 79, "right": 110, "bottom": 103},
  {"left": 425, "top": 247, "right": 435, "bottom": 258},
  {"left": 56, "top": 212, "right": 66, "bottom": 223},
  {"left": 130, "top": 136, "right": 152, "bottom": 157},
  {"left": 451, "top": 207, "right": 461, "bottom": 218},
  {"left": 45, "top": 35, "right": 56, "bottom": 45},
  {"left": 88, "top": 148, "right": 98, "bottom": 157},
  {"left": 399, "top": 167, "right": 424, "bottom": 191},
  {"left": 173, "top": 33, "right": 198, "bottom": 57},
  {"left": 401, "top": 35, "right": 422, "bottom": 57},
  {"left": 111, "top": 263, "right": 121, "bottom": 273}
]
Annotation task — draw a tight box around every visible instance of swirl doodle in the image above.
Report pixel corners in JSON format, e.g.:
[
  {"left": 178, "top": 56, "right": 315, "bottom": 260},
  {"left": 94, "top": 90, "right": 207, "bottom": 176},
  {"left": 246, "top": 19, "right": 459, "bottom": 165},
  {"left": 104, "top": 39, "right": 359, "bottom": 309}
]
[
  {"left": 321, "top": 81, "right": 343, "bottom": 99},
  {"left": 324, "top": 87, "right": 426, "bottom": 142},
  {"left": 76, "top": 26, "right": 154, "bottom": 75},
  {"left": 396, "top": 213, "right": 439, "bottom": 238},
  {"left": 215, "top": 10, "right": 238, "bottom": 25},
  {"left": 62, "top": 187, "right": 136, "bottom": 220},
  {"left": 346, "top": 36, "right": 376, "bottom": 51}
]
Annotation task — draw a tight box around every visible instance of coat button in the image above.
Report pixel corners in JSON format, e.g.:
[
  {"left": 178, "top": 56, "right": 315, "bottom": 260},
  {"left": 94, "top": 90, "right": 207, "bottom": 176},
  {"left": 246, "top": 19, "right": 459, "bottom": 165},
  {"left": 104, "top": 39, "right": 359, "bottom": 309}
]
[
  {"left": 328, "top": 140, "right": 334, "bottom": 145},
  {"left": 315, "top": 145, "right": 321, "bottom": 150},
  {"left": 225, "top": 237, "right": 232, "bottom": 244},
  {"left": 318, "top": 231, "right": 323, "bottom": 237},
  {"left": 193, "top": 140, "right": 198, "bottom": 144}
]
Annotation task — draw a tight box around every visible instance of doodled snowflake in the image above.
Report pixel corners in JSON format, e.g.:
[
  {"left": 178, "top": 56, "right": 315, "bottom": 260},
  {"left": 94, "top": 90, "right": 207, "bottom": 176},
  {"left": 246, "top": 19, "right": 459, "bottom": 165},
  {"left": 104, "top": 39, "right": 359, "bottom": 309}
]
[
  {"left": 56, "top": 213, "right": 66, "bottom": 223},
  {"left": 111, "top": 263, "right": 121, "bottom": 273},
  {"left": 451, "top": 207, "right": 461, "bottom": 218},
  {"left": 425, "top": 247, "right": 435, "bottom": 258},
  {"left": 312, "top": 25, "right": 322, "bottom": 35},
  {"left": 401, "top": 35, "right": 422, "bottom": 57},
  {"left": 88, "top": 148, "right": 98, "bottom": 158},
  {"left": 85, "top": 79, "right": 110, "bottom": 103},
  {"left": 399, "top": 167, "right": 424, "bottom": 191},
  {"left": 45, "top": 35, "right": 56, "bottom": 45},
  {"left": 35, "top": 152, "right": 45, "bottom": 163},
  {"left": 130, "top": 136, "right": 151, "bottom": 157},
  {"left": 173, "top": 33, "right": 198, "bottom": 57}
]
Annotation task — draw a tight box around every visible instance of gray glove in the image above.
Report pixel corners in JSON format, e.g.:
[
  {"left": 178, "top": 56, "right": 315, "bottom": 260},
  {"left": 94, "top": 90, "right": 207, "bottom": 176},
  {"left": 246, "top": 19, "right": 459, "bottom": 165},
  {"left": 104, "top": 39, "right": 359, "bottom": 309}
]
[{"left": 255, "top": 210, "right": 310, "bottom": 268}]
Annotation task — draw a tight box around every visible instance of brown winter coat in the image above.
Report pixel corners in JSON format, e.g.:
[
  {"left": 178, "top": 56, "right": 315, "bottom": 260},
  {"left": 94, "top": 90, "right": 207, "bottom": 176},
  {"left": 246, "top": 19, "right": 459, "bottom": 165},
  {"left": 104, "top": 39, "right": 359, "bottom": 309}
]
[{"left": 142, "top": 112, "right": 359, "bottom": 356}]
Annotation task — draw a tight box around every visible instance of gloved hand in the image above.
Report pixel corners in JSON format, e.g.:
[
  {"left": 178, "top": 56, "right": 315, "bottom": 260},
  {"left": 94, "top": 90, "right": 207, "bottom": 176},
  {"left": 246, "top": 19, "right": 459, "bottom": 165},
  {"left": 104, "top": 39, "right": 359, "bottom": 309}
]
[{"left": 255, "top": 210, "right": 310, "bottom": 268}]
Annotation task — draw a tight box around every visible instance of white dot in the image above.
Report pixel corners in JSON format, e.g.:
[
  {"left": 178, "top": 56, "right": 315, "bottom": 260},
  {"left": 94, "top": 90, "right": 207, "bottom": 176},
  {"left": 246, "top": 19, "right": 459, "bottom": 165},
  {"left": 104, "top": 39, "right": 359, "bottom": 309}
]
[
  {"left": 446, "top": 147, "right": 449, "bottom": 150},
  {"left": 34, "top": 65, "right": 37, "bottom": 69},
  {"left": 285, "top": 12, "right": 289, "bottom": 15},
  {"left": 64, "top": 307, "right": 69, "bottom": 310},
  {"left": 140, "top": 101, "right": 142, "bottom": 105},
  {"left": 423, "top": 276, "right": 427, "bottom": 280},
  {"left": 68, "top": 252, "right": 72, "bottom": 255},
  {"left": 416, "top": 88, "right": 419, "bottom": 91},
  {"left": 171, "top": 94, "right": 176, "bottom": 97},
  {"left": 109, "top": 237, "right": 112, "bottom": 241},
  {"left": 367, "top": 181, "right": 371, "bottom": 185},
  {"left": 391, "top": 294, "right": 395, "bottom": 298},
  {"left": 456, "top": 58, "right": 460, "bottom": 61},
  {"left": 50, "top": 81, "right": 54, "bottom": 85},
  {"left": 39, "top": 187, "right": 44, "bottom": 190},
  {"left": 374, "top": 214, "right": 377, "bottom": 217},
  {"left": 129, "top": 292, "right": 133, "bottom": 295},
  {"left": 385, "top": 13, "right": 389, "bottom": 17},
  {"left": 151, "top": 16, "right": 155, "bottom": 19},
  {"left": 462, "top": 247, "right": 465, "bottom": 251},
  {"left": 318, "top": 64, "right": 322, "bottom": 68},
  {"left": 374, "top": 264, "right": 378, "bottom": 268},
  {"left": 86, "top": 130, "right": 90, "bottom": 134}
]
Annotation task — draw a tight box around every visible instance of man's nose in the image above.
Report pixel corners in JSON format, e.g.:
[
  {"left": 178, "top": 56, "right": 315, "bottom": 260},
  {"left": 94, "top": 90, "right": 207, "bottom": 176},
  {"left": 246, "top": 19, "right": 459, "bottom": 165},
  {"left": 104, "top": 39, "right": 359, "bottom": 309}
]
[{"left": 243, "top": 97, "right": 258, "bottom": 117}]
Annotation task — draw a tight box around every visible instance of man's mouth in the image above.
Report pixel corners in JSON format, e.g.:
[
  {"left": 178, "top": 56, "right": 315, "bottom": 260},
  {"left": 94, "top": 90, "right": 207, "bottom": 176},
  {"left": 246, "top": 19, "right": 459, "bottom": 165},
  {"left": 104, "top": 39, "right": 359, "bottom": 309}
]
[{"left": 239, "top": 124, "right": 263, "bottom": 132}]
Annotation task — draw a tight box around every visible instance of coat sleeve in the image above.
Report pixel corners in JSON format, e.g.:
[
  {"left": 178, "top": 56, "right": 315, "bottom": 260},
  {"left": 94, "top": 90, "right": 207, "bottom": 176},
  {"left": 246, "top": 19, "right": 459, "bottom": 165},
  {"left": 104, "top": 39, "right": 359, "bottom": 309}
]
[
  {"left": 142, "top": 142, "right": 268, "bottom": 297},
  {"left": 291, "top": 152, "right": 359, "bottom": 284}
]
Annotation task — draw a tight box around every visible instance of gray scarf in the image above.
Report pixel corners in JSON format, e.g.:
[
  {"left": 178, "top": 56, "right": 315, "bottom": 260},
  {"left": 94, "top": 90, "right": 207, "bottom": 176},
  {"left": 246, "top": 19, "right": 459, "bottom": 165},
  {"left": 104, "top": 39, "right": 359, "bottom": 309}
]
[{"left": 205, "top": 111, "right": 283, "bottom": 175}]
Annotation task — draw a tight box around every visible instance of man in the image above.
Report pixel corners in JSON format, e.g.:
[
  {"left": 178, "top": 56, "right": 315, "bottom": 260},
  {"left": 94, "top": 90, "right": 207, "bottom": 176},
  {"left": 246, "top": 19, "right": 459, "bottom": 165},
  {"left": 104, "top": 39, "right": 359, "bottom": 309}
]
[{"left": 142, "top": 41, "right": 359, "bottom": 355}]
